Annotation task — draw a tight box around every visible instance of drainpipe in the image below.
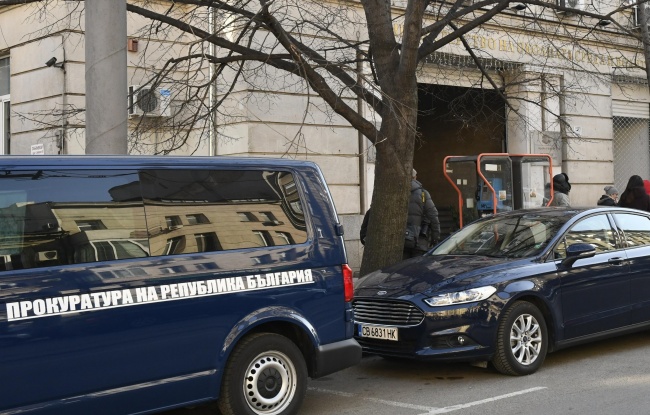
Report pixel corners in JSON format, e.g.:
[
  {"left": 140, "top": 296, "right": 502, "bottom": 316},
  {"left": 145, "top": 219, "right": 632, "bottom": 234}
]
[
  {"left": 59, "top": 36, "right": 67, "bottom": 154},
  {"left": 209, "top": 6, "right": 216, "bottom": 156},
  {"left": 559, "top": 75, "right": 568, "bottom": 174},
  {"left": 357, "top": 52, "right": 367, "bottom": 213}
]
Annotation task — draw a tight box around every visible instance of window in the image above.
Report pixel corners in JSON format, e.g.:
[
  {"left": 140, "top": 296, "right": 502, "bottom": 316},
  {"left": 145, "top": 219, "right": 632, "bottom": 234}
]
[
  {"left": 282, "top": 180, "right": 297, "bottom": 194},
  {"left": 95, "top": 241, "right": 117, "bottom": 261},
  {"left": 0, "top": 57, "right": 8, "bottom": 96},
  {"left": 0, "top": 170, "right": 148, "bottom": 271},
  {"left": 433, "top": 213, "right": 566, "bottom": 258},
  {"left": 238, "top": 212, "right": 258, "bottom": 222},
  {"left": 259, "top": 211, "right": 283, "bottom": 226},
  {"left": 165, "top": 216, "right": 182, "bottom": 228},
  {"left": 195, "top": 232, "right": 221, "bottom": 252},
  {"left": 186, "top": 213, "right": 209, "bottom": 225},
  {"left": 76, "top": 220, "right": 106, "bottom": 231},
  {"left": 614, "top": 213, "right": 650, "bottom": 248},
  {"left": 140, "top": 169, "right": 307, "bottom": 255},
  {"left": 165, "top": 236, "right": 185, "bottom": 255},
  {"left": 0, "top": 56, "right": 9, "bottom": 155},
  {"left": 613, "top": 116, "right": 650, "bottom": 191},
  {"left": 555, "top": 215, "right": 616, "bottom": 258},
  {"left": 253, "top": 230, "right": 274, "bottom": 247},
  {"left": 290, "top": 201, "right": 303, "bottom": 214},
  {"left": 113, "top": 240, "right": 148, "bottom": 258},
  {"left": 275, "top": 231, "right": 294, "bottom": 245}
]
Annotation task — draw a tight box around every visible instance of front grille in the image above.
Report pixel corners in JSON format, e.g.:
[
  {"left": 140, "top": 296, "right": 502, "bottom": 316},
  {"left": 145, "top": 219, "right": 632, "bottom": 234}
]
[{"left": 353, "top": 298, "right": 424, "bottom": 326}]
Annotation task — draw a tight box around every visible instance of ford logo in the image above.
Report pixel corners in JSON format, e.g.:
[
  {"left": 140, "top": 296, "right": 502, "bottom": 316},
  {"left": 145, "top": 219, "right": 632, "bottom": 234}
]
[{"left": 377, "top": 290, "right": 387, "bottom": 296}]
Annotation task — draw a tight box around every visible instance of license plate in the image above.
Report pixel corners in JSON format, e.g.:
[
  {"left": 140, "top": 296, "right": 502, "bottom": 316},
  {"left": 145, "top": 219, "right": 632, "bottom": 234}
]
[{"left": 358, "top": 324, "right": 398, "bottom": 341}]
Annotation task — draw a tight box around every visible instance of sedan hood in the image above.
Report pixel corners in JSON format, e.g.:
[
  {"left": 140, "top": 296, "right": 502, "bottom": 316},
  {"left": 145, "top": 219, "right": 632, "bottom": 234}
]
[{"left": 355, "top": 254, "right": 526, "bottom": 298}]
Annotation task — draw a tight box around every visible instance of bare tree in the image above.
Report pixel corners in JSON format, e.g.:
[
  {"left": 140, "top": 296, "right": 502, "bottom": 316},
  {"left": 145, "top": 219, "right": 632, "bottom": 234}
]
[{"left": 1, "top": 0, "right": 646, "bottom": 274}]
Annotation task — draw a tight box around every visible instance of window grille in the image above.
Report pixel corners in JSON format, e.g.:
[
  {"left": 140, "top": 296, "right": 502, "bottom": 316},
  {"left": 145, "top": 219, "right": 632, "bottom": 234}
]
[{"left": 613, "top": 116, "right": 650, "bottom": 191}]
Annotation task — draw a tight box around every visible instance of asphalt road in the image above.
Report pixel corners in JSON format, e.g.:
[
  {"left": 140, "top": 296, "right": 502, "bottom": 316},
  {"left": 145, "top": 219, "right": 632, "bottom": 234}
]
[{"left": 165, "top": 330, "right": 650, "bottom": 415}]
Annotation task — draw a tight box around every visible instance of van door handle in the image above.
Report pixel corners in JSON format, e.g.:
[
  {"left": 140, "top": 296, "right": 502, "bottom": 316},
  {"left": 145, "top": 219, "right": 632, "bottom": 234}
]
[{"left": 608, "top": 257, "right": 626, "bottom": 266}]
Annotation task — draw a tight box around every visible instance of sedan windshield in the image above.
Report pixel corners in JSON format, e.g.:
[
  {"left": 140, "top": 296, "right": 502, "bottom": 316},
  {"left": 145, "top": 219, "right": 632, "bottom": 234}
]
[{"left": 431, "top": 213, "right": 570, "bottom": 258}]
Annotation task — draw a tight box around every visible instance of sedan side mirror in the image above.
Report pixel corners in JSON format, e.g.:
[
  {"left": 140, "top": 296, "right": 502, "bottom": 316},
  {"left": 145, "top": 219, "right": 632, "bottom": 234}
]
[{"left": 561, "top": 243, "right": 596, "bottom": 268}]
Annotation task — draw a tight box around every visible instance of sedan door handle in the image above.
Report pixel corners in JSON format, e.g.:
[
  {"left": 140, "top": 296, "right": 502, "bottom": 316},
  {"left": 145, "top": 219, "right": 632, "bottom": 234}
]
[{"left": 607, "top": 257, "right": 626, "bottom": 266}]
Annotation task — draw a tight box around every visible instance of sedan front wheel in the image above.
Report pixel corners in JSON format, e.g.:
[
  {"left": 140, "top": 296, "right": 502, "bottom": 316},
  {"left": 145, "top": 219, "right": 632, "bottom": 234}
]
[{"left": 492, "top": 301, "right": 548, "bottom": 376}]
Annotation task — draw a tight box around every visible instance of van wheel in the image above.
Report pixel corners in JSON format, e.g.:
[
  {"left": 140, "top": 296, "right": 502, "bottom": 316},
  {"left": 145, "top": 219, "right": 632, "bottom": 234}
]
[
  {"left": 491, "top": 301, "right": 548, "bottom": 376},
  {"left": 218, "top": 333, "right": 307, "bottom": 415}
]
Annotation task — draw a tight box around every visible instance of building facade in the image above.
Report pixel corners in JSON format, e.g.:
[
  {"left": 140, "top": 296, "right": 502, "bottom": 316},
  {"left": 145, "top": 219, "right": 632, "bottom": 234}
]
[{"left": 1, "top": 1, "right": 649, "bottom": 271}]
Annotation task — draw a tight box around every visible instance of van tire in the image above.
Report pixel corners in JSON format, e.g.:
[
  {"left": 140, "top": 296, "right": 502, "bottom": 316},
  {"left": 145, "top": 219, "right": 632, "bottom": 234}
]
[{"left": 218, "top": 333, "right": 307, "bottom": 415}]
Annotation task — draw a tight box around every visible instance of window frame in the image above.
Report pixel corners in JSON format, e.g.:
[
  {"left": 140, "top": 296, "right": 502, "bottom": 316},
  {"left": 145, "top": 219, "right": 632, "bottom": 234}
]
[{"left": 0, "top": 56, "right": 10, "bottom": 155}]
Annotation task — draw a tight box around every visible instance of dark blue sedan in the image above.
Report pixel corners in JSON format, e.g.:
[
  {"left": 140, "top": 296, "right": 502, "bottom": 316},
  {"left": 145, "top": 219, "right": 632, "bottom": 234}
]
[{"left": 354, "top": 207, "right": 650, "bottom": 375}]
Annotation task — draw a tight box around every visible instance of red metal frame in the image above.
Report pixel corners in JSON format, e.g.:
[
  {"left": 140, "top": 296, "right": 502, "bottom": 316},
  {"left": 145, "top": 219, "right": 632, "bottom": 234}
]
[
  {"left": 443, "top": 155, "right": 466, "bottom": 228},
  {"left": 443, "top": 153, "right": 554, "bottom": 229}
]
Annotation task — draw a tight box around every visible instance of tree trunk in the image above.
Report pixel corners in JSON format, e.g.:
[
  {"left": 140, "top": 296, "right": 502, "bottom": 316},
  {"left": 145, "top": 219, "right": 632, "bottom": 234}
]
[{"left": 359, "top": 80, "right": 418, "bottom": 276}]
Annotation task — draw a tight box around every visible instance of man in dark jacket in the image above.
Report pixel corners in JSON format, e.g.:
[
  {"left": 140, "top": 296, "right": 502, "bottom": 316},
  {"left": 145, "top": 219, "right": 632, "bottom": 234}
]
[
  {"left": 404, "top": 169, "right": 440, "bottom": 259},
  {"left": 597, "top": 186, "right": 618, "bottom": 206}
]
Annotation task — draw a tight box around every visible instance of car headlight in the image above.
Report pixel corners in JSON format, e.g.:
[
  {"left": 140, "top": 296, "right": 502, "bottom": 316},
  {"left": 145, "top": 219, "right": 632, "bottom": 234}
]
[{"left": 423, "top": 286, "right": 497, "bottom": 307}]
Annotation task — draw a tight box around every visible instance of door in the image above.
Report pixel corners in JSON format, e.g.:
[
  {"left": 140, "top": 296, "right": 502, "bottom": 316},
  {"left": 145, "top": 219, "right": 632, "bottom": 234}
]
[
  {"left": 612, "top": 212, "right": 650, "bottom": 324},
  {"left": 556, "top": 214, "right": 630, "bottom": 339},
  {"left": 0, "top": 169, "right": 156, "bottom": 411}
]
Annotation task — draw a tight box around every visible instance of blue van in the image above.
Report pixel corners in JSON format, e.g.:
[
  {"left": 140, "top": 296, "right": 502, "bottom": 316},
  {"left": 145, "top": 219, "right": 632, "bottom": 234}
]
[{"left": 0, "top": 156, "right": 360, "bottom": 415}]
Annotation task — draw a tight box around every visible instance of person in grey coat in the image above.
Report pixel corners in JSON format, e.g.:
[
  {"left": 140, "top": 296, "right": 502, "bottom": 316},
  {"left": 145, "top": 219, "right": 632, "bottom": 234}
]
[
  {"left": 404, "top": 169, "right": 440, "bottom": 259},
  {"left": 549, "top": 173, "right": 571, "bottom": 207}
]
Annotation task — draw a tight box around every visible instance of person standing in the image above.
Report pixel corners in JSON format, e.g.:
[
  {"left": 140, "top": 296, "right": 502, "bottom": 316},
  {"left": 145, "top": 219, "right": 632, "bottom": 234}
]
[
  {"left": 404, "top": 169, "right": 440, "bottom": 259},
  {"left": 619, "top": 175, "right": 650, "bottom": 211},
  {"left": 549, "top": 173, "right": 571, "bottom": 207},
  {"left": 597, "top": 186, "right": 619, "bottom": 206}
]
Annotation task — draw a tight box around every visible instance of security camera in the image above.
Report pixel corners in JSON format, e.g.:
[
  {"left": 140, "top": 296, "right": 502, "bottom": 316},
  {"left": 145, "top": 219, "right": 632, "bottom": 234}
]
[
  {"left": 45, "top": 57, "right": 57, "bottom": 67},
  {"left": 510, "top": 3, "right": 527, "bottom": 10}
]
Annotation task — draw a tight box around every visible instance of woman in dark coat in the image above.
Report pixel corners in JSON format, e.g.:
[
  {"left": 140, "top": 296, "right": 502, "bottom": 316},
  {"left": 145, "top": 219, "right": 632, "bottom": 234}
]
[
  {"left": 549, "top": 173, "right": 571, "bottom": 207},
  {"left": 618, "top": 175, "right": 650, "bottom": 212}
]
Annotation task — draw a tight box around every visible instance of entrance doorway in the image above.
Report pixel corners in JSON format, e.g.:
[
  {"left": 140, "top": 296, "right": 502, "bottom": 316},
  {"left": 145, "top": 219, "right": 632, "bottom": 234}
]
[{"left": 415, "top": 84, "right": 506, "bottom": 213}]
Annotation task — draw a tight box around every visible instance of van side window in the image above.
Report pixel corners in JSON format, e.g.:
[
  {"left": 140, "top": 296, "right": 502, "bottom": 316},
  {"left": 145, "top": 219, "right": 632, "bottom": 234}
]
[
  {"left": 0, "top": 170, "right": 148, "bottom": 271},
  {"left": 140, "top": 169, "right": 308, "bottom": 255}
]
